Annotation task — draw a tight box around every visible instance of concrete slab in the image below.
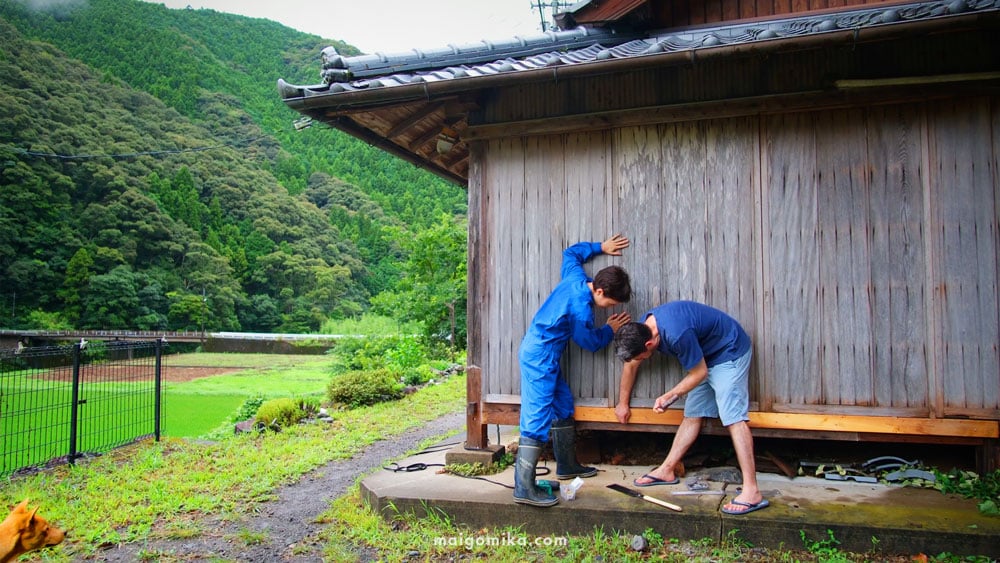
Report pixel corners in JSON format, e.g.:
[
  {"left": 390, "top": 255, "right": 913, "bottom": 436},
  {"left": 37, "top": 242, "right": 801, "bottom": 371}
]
[{"left": 362, "top": 438, "right": 1000, "bottom": 559}]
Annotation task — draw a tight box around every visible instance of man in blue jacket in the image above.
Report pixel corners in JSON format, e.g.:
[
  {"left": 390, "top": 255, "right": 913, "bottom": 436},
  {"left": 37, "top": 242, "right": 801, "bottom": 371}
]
[
  {"left": 514, "top": 235, "right": 632, "bottom": 507},
  {"left": 613, "top": 301, "right": 768, "bottom": 515}
]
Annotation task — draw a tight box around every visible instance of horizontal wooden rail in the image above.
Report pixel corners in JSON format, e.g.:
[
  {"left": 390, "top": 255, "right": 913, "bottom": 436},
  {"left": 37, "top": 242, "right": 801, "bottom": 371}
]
[
  {"left": 748, "top": 412, "right": 999, "bottom": 439},
  {"left": 570, "top": 406, "right": 999, "bottom": 439}
]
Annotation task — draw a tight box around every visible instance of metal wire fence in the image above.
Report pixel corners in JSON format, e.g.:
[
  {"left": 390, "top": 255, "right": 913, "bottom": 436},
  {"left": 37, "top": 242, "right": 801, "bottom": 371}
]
[{"left": 0, "top": 339, "right": 163, "bottom": 478}]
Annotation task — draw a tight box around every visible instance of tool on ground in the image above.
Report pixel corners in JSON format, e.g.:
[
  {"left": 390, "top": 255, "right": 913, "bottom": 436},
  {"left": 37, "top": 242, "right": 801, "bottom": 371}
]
[
  {"left": 537, "top": 479, "right": 558, "bottom": 495},
  {"left": 607, "top": 484, "right": 683, "bottom": 512},
  {"left": 685, "top": 477, "right": 710, "bottom": 490}
]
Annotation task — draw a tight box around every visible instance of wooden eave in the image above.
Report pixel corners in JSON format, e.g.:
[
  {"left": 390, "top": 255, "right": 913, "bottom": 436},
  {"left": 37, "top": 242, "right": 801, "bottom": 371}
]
[
  {"left": 279, "top": 5, "right": 1000, "bottom": 186},
  {"left": 568, "top": 0, "right": 649, "bottom": 25}
]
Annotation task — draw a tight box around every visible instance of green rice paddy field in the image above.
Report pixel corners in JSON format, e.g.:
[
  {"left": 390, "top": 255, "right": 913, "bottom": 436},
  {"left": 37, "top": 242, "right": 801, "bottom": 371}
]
[
  {"left": 1, "top": 353, "right": 334, "bottom": 475},
  {"left": 161, "top": 352, "right": 333, "bottom": 437}
]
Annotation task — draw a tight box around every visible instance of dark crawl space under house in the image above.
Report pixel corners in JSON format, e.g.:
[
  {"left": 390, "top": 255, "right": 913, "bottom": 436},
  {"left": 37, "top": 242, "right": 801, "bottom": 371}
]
[{"left": 279, "top": 0, "right": 1000, "bottom": 472}]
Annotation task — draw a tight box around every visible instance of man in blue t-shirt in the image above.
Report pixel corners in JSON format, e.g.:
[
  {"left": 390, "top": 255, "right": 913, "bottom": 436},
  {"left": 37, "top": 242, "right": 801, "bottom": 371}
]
[
  {"left": 613, "top": 301, "right": 769, "bottom": 515},
  {"left": 514, "top": 235, "right": 633, "bottom": 507}
]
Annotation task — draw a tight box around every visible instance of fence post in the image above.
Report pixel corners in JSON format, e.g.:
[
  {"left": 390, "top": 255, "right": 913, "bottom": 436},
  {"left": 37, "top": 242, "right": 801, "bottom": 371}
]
[
  {"left": 68, "top": 343, "right": 82, "bottom": 465},
  {"left": 154, "top": 339, "right": 162, "bottom": 441}
]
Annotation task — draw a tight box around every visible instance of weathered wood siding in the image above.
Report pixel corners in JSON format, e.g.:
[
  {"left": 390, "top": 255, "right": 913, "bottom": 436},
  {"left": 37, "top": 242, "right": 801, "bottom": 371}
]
[
  {"left": 933, "top": 98, "right": 1000, "bottom": 418},
  {"left": 475, "top": 97, "right": 1000, "bottom": 420},
  {"left": 652, "top": 0, "right": 892, "bottom": 27}
]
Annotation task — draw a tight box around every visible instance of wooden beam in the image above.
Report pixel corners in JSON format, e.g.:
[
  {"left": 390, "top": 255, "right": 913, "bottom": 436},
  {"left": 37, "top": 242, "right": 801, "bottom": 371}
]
[
  {"left": 407, "top": 123, "right": 444, "bottom": 152},
  {"left": 481, "top": 402, "right": 519, "bottom": 426},
  {"left": 464, "top": 366, "right": 488, "bottom": 449},
  {"left": 574, "top": 406, "right": 685, "bottom": 426},
  {"left": 463, "top": 80, "right": 1000, "bottom": 143},
  {"left": 749, "top": 412, "right": 999, "bottom": 438},
  {"left": 571, "top": 406, "right": 999, "bottom": 438},
  {"left": 834, "top": 71, "right": 1000, "bottom": 89},
  {"left": 325, "top": 117, "right": 465, "bottom": 186},
  {"left": 386, "top": 102, "right": 443, "bottom": 140}
]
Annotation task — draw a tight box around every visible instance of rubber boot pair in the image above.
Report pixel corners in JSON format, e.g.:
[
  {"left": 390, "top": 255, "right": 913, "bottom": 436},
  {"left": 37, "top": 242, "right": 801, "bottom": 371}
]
[
  {"left": 551, "top": 417, "right": 598, "bottom": 479},
  {"left": 513, "top": 436, "right": 558, "bottom": 506}
]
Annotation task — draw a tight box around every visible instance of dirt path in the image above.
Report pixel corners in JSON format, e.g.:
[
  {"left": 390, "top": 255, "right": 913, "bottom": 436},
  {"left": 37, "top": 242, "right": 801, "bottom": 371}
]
[{"left": 87, "top": 412, "right": 466, "bottom": 562}]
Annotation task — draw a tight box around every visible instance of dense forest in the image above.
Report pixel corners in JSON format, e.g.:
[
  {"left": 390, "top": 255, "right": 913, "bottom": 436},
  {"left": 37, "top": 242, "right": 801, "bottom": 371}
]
[{"left": 0, "top": 0, "right": 468, "bottom": 342}]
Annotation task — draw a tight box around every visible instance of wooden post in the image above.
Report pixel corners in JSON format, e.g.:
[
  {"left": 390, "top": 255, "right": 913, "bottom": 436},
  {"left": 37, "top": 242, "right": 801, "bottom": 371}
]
[
  {"left": 977, "top": 439, "right": 999, "bottom": 474},
  {"left": 464, "top": 365, "right": 489, "bottom": 449}
]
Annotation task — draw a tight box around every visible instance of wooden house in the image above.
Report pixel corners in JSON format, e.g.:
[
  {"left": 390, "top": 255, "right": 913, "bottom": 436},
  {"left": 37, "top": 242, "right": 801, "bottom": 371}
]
[{"left": 279, "top": 0, "right": 1000, "bottom": 471}]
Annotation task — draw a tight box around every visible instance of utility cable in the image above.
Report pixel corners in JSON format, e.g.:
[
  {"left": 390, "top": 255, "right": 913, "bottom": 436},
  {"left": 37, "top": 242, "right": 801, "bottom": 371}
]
[
  {"left": 382, "top": 442, "right": 556, "bottom": 492},
  {"left": 7, "top": 136, "right": 266, "bottom": 161}
]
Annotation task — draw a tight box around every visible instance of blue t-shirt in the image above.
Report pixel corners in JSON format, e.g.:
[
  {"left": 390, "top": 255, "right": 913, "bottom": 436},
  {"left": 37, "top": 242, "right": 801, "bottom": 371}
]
[
  {"left": 520, "top": 242, "right": 614, "bottom": 359},
  {"left": 648, "top": 301, "right": 750, "bottom": 370}
]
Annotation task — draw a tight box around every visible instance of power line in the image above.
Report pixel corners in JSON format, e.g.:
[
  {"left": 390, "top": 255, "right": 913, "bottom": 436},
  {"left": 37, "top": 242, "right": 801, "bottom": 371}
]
[
  {"left": 531, "top": 1, "right": 574, "bottom": 32},
  {"left": 7, "top": 136, "right": 267, "bottom": 161}
]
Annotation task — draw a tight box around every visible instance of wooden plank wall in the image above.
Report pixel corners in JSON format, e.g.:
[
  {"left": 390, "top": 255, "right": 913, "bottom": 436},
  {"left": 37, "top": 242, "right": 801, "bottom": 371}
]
[
  {"left": 479, "top": 133, "right": 624, "bottom": 401},
  {"left": 475, "top": 96, "right": 1000, "bottom": 421},
  {"left": 763, "top": 99, "right": 998, "bottom": 418},
  {"left": 931, "top": 98, "right": 1000, "bottom": 418},
  {"left": 653, "top": 0, "right": 888, "bottom": 27},
  {"left": 866, "top": 105, "right": 928, "bottom": 411}
]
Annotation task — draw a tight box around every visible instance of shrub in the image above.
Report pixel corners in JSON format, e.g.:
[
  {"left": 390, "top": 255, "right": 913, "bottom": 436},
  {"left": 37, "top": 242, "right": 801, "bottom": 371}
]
[
  {"left": 297, "top": 396, "right": 321, "bottom": 416},
  {"left": 233, "top": 395, "right": 267, "bottom": 423},
  {"left": 254, "top": 398, "right": 308, "bottom": 429},
  {"left": 332, "top": 335, "right": 430, "bottom": 373},
  {"left": 327, "top": 368, "right": 403, "bottom": 408},
  {"left": 401, "top": 364, "right": 434, "bottom": 386}
]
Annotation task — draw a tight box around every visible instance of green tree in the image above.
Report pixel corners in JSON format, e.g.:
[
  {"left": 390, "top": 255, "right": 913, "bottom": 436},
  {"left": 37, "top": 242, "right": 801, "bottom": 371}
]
[
  {"left": 59, "top": 247, "right": 94, "bottom": 323},
  {"left": 167, "top": 290, "right": 208, "bottom": 332},
  {"left": 80, "top": 265, "right": 140, "bottom": 329},
  {"left": 159, "top": 167, "right": 204, "bottom": 233},
  {"left": 238, "top": 293, "right": 281, "bottom": 332},
  {"left": 0, "top": 2, "right": 464, "bottom": 333},
  {"left": 134, "top": 277, "right": 169, "bottom": 329},
  {"left": 371, "top": 214, "right": 467, "bottom": 348}
]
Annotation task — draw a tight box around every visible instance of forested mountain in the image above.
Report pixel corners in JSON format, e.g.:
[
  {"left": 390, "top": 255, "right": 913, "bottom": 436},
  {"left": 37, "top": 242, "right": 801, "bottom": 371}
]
[{"left": 0, "top": 0, "right": 468, "bottom": 335}]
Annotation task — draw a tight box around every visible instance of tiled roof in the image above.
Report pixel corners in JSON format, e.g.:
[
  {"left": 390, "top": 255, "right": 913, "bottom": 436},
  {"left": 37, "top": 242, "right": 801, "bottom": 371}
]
[
  {"left": 276, "top": 0, "right": 999, "bottom": 185},
  {"left": 279, "top": 0, "right": 1000, "bottom": 101}
]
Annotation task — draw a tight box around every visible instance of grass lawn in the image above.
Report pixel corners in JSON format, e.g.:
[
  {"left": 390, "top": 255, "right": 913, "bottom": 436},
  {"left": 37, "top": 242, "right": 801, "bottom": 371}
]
[
  {"left": 162, "top": 353, "right": 334, "bottom": 438},
  {"left": 162, "top": 393, "right": 246, "bottom": 438},
  {"left": 0, "top": 370, "right": 467, "bottom": 561}
]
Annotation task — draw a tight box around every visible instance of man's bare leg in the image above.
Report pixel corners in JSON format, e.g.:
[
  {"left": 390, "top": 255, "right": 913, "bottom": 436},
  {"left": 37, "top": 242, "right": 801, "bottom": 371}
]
[
  {"left": 723, "top": 420, "right": 764, "bottom": 511},
  {"left": 634, "top": 416, "right": 702, "bottom": 485}
]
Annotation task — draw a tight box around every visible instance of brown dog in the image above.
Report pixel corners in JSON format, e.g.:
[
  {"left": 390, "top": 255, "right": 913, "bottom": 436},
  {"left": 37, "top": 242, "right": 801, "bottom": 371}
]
[{"left": 0, "top": 500, "right": 65, "bottom": 562}]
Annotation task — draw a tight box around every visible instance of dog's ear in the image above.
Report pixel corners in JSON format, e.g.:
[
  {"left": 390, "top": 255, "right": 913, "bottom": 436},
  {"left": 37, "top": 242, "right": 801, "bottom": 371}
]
[
  {"left": 13, "top": 499, "right": 30, "bottom": 513},
  {"left": 27, "top": 505, "right": 39, "bottom": 521}
]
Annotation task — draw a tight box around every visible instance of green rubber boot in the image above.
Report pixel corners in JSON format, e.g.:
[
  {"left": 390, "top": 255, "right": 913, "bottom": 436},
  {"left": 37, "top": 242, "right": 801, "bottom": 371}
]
[
  {"left": 513, "top": 437, "right": 558, "bottom": 507},
  {"left": 552, "top": 417, "right": 598, "bottom": 479}
]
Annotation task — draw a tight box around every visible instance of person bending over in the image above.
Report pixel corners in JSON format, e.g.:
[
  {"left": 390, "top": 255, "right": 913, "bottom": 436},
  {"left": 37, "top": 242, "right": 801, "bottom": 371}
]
[{"left": 613, "top": 300, "right": 768, "bottom": 515}]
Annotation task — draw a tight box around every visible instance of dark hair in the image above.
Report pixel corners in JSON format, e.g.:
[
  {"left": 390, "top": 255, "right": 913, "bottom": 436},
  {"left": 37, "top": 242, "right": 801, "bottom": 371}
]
[
  {"left": 593, "top": 265, "right": 631, "bottom": 303},
  {"left": 614, "top": 322, "right": 652, "bottom": 362}
]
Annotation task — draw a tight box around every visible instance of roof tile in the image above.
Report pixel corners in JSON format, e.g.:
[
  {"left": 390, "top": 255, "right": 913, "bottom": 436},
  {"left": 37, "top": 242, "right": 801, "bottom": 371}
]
[{"left": 281, "top": 0, "right": 1000, "bottom": 102}]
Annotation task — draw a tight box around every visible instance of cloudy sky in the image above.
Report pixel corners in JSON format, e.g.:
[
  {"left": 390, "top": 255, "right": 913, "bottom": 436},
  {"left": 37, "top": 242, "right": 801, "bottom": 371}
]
[{"left": 145, "top": 0, "right": 552, "bottom": 54}]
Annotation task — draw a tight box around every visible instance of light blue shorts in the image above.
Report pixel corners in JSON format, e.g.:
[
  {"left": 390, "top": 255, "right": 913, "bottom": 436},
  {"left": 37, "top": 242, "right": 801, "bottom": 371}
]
[{"left": 683, "top": 349, "right": 752, "bottom": 427}]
